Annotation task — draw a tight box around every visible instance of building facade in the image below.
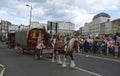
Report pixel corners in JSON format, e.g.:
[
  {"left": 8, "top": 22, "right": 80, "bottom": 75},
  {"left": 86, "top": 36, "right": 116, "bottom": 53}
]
[
  {"left": 111, "top": 19, "right": 120, "bottom": 34},
  {"left": 57, "top": 21, "right": 74, "bottom": 34},
  {"left": 47, "top": 21, "right": 75, "bottom": 35},
  {"left": 81, "top": 12, "right": 120, "bottom": 37},
  {"left": 8, "top": 24, "right": 19, "bottom": 32},
  {"left": 105, "top": 21, "right": 112, "bottom": 34},
  {"left": 83, "top": 12, "right": 111, "bottom": 36},
  {"left": 31, "top": 21, "right": 46, "bottom": 29},
  {"left": 78, "top": 27, "right": 84, "bottom": 35},
  {"left": 0, "top": 20, "right": 12, "bottom": 37}
]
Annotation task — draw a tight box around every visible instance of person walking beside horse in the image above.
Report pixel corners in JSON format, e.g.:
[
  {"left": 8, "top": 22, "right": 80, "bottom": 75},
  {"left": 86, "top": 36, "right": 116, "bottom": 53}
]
[{"left": 36, "top": 37, "right": 45, "bottom": 60}]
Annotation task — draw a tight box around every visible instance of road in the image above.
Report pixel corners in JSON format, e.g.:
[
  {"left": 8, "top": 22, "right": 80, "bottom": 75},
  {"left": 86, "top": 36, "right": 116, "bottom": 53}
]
[
  {"left": 74, "top": 53, "right": 120, "bottom": 76},
  {"left": 0, "top": 42, "right": 120, "bottom": 76}
]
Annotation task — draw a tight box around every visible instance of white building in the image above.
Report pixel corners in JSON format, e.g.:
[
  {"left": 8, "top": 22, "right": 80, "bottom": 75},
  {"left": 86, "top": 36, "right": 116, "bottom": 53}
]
[
  {"left": 8, "top": 24, "right": 19, "bottom": 32},
  {"left": 83, "top": 12, "right": 111, "bottom": 36},
  {"left": 57, "top": 21, "right": 74, "bottom": 34},
  {"left": 0, "top": 20, "right": 11, "bottom": 37},
  {"left": 84, "top": 22, "right": 90, "bottom": 35},
  {"left": 78, "top": 27, "right": 84, "bottom": 35},
  {"left": 105, "top": 21, "right": 112, "bottom": 34},
  {"left": 31, "top": 21, "right": 46, "bottom": 29},
  {"left": 47, "top": 21, "right": 75, "bottom": 35},
  {"left": 19, "top": 24, "right": 29, "bottom": 30}
]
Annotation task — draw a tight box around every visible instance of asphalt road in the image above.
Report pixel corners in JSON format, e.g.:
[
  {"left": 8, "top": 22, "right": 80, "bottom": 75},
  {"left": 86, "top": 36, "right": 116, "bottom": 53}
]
[
  {"left": 0, "top": 42, "right": 120, "bottom": 76},
  {"left": 0, "top": 42, "right": 95, "bottom": 76},
  {"left": 74, "top": 53, "right": 120, "bottom": 76}
]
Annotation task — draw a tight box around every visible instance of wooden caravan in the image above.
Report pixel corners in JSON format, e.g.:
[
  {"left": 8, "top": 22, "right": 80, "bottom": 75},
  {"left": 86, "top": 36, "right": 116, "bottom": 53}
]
[
  {"left": 7, "top": 31, "right": 15, "bottom": 48},
  {"left": 15, "top": 28, "right": 52, "bottom": 53}
]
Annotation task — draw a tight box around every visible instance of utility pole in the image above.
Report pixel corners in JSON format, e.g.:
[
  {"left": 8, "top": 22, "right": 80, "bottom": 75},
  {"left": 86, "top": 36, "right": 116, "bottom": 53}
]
[{"left": 26, "top": 4, "right": 32, "bottom": 29}]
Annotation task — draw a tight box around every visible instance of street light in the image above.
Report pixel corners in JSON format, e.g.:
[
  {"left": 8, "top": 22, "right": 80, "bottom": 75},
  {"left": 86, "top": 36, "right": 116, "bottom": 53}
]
[{"left": 26, "top": 4, "right": 32, "bottom": 29}]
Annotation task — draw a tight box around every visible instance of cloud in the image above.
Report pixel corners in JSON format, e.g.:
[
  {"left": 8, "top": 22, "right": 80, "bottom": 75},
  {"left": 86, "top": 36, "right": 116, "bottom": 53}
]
[
  {"left": 73, "top": 0, "right": 120, "bottom": 11},
  {"left": 117, "top": 12, "right": 120, "bottom": 19},
  {"left": 19, "top": 0, "right": 47, "bottom": 3},
  {"left": 0, "top": 0, "right": 120, "bottom": 30},
  {"left": 0, "top": 10, "right": 7, "bottom": 14}
]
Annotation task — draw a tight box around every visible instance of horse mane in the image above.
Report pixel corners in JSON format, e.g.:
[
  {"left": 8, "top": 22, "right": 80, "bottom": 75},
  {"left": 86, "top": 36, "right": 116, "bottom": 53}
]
[
  {"left": 67, "top": 38, "right": 79, "bottom": 52},
  {"left": 68, "top": 38, "right": 75, "bottom": 49},
  {"left": 73, "top": 40, "right": 78, "bottom": 49}
]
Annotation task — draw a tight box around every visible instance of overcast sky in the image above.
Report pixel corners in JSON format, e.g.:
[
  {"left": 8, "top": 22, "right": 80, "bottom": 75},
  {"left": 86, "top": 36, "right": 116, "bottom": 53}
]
[{"left": 0, "top": 0, "right": 120, "bottom": 30}]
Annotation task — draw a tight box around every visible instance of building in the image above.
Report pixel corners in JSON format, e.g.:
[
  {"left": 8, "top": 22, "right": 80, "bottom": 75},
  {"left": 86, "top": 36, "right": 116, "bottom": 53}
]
[
  {"left": 47, "top": 21, "right": 75, "bottom": 35},
  {"left": 8, "top": 24, "right": 19, "bottom": 32},
  {"left": 111, "top": 19, "right": 120, "bottom": 34},
  {"left": 78, "top": 27, "right": 84, "bottom": 35},
  {"left": 105, "top": 21, "right": 112, "bottom": 34},
  {"left": 84, "top": 22, "right": 90, "bottom": 35},
  {"left": 0, "top": 20, "right": 12, "bottom": 37},
  {"left": 83, "top": 12, "right": 111, "bottom": 36},
  {"left": 81, "top": 12, "right": 120, "bottom": 36},
  {"left": 19, "top": 24, "right": 29, "bottom": 30},
  {"left": 47, "top": 21, "right": 57, "bottom": 35},
  {"left": 57, "top": 21, "right": 74, "bottom": 34},
  {"left": 31, "top": 21, "right": 46, "bottom": 29}
]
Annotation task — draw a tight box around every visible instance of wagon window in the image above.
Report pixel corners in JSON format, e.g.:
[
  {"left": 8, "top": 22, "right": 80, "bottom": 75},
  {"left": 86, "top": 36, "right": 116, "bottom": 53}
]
[
  {"left": 32, "top": 32, "right": 36, "bottom": 38},
  {"left": 30, "top": 32, "right": 36, "bottom": 39},
  {"left": 30, "top": 30, "right": 44, "bottom": 39},
  {"left": 36, "top": 32, "right": 39, "bottom": 37},
  {"left": 39, "top": 31, "right": 44, "bottom": 39}
]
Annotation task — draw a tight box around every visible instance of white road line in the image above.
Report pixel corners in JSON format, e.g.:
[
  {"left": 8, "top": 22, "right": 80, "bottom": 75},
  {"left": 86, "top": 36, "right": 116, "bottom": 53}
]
[
  {"left": 75, "top": 67, "right": 102, "bottom": 76},
  {"left": 0, "top": 64, "right": 4, "bottom": 68},
  {"left": 45, "top": 58, "right": 102, "bottom": 76},
  {"left": 0, "top": 64, "right": 5, "bottom": 76},
  {"left": 0, "top": 68, "right": 5, "bottom": 76}
]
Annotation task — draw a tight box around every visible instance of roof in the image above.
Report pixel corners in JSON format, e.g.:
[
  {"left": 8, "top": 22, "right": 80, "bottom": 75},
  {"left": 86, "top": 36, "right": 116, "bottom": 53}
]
[{"left": 93, "top": 12, "right": 110, "bottom": 20}]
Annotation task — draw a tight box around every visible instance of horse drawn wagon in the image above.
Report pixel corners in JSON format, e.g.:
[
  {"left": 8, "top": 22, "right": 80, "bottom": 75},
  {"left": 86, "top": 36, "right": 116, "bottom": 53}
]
[
  {"left": 7, "top": 31, "right": 15, "bottom": 48},
  {"left": 15, "top": 28, "right": 53, "bottom": 56}
]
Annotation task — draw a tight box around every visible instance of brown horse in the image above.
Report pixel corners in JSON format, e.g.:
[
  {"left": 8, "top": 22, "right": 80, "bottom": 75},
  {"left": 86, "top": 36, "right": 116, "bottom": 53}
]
[
  {"left": 62, "top": 38, "right": 80, "bottom": 68},
  {"left": 51, "top": 38, "right": 65, "bottom": 64},
  {"left": 52, "top": 37, "right": 80, "bottom": 68}
]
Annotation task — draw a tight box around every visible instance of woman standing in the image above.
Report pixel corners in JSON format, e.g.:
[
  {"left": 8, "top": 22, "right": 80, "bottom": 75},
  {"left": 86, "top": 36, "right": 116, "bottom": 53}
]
[{"left": 113, "top": 42, "right": 119, "bottom": 58}]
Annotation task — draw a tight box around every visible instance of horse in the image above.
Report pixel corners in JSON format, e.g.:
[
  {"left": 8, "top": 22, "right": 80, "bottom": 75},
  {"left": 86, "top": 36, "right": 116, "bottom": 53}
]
[
  {"left": 51, "top": 37, "right": 80, "bottom": 68},
  {"left": 51, "top": 38, "right": 65, "bottom": 64},
  {"left": 62, "top": 37, "right": 80, "bottom": 68}
]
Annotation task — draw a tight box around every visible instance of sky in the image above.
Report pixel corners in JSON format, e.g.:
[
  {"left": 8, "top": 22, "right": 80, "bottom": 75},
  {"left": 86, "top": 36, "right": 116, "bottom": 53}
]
[{"left": 0, "top": 0, "right": 120, "bottom": 30}]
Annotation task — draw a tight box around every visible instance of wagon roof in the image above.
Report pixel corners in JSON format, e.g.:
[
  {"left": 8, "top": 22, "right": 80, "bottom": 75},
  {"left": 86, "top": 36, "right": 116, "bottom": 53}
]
[
  {"left": 8, "top": 30, "right": 15, "bottom": 33},
  {"left": 16, "top": 28, "right": 45, "bottom": 32},
  {"left": 16, "top": 28, "right": 51, "bottom": 38}
]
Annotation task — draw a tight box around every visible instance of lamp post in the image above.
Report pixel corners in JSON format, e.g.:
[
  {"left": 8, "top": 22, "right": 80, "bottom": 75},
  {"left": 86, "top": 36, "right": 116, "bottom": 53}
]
[{"left": 26, "top": 4, "right": 32, "bottom": 29}]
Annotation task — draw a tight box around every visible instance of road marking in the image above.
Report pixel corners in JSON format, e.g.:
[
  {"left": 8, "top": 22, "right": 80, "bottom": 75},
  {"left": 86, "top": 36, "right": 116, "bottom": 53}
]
[
  {"left": 75, "top": 53, "right": 120, "bottom": 63},
  {"left": 75, "top": 67, "right": 102, "bottom": 76},
  {"left": 0, "top": 64, "right": 5, "bottom": 76},
  {"left": 45, "top": 58, "right": 102, "bottom": 76}
]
